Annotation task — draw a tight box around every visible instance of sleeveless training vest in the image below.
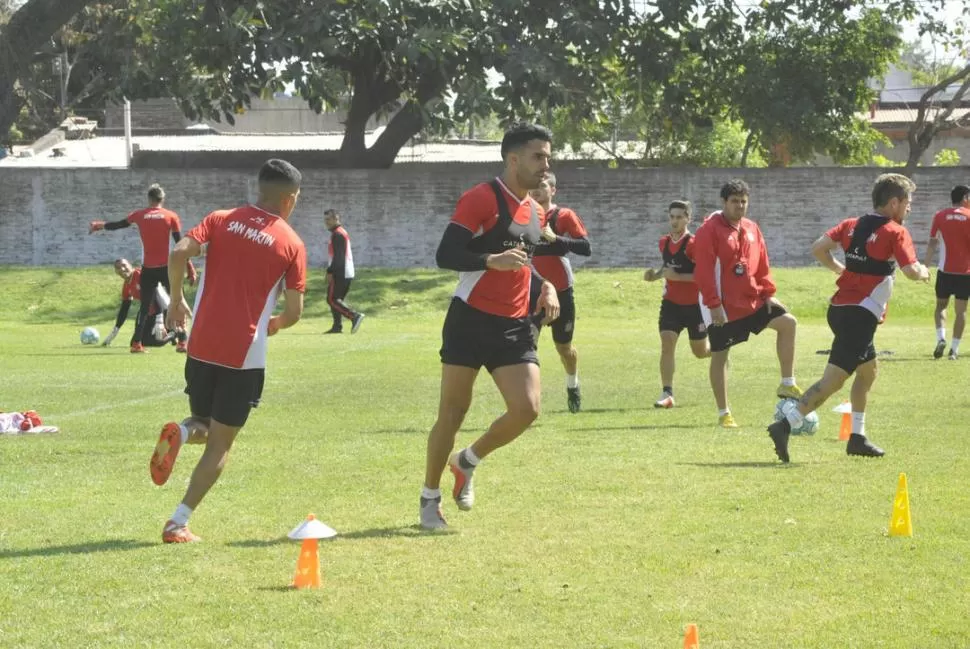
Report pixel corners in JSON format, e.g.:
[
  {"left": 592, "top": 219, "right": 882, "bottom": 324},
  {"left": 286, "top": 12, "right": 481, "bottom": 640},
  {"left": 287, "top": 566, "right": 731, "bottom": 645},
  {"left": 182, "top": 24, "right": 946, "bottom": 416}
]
[
  {"left": 662, "top": 234, "right": 695, "bottom": 273},
  {"left": 844, "top": 214, "right": 895, "bottom": 276},
  {"left": 466, "top": 180, "right": 543, "bottom": 256}
]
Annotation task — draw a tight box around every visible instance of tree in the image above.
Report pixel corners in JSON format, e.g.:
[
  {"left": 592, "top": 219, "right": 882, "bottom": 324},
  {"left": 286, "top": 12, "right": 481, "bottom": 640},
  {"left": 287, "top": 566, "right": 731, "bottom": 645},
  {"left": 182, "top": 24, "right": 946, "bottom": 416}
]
[{"left": 0, "top": 0, "right": 93, "bottom": 141}]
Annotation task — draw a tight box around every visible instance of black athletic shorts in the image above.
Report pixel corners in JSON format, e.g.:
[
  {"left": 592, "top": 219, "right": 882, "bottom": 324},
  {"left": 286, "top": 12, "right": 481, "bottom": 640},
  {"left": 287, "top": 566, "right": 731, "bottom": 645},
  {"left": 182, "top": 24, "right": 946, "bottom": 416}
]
[
  {"left": 708, "top": 301, "right": 785, "bottom": 353},
  {"left": 440, "top": 297, "right": 538, "bottom": 373},
  {"left": 658, "top": 299, "right": 707, "bottom": 340},
  {"left": 935, "top": 271, "right": 970, "bottom": 301},
  {"left": 826, "top": 304, "right": 878, "bottom": 374},
  {"left": 534, "top": 286, "right": 577, "bottom": 345},
  {"left": 184, "top": 356, "right": 265, "bottom": 428}
]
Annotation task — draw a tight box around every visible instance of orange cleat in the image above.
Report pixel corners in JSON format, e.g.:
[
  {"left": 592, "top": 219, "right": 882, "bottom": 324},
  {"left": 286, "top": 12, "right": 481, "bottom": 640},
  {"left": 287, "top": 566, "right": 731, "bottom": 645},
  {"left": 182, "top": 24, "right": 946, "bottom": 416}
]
[
  {"left": 130, "top": 343, "right": 147, "bottom": 353},
  {"left": 150, "top": 422, "right": 182, "bottom": 486},
  {"left": 162, "top": 520, "right": 201, "bottom": 543}
]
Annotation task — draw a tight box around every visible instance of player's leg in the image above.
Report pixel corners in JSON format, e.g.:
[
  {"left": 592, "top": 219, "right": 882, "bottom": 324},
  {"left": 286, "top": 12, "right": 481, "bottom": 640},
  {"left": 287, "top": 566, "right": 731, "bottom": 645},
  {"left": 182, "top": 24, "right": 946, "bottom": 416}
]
[
  {"left": 766, "top": 307, "right": 800, "bottom": 398},
  {"left": 553, "top": 288, "right": 579, "bottom": 412},
  {"left": 657, "top": 330, "right": 679, "bottom": 408},
  {"left": 933, "top": 272, "right": 949, "bottom": 357},
  {"left": 845, "top": 359, "right": 884, "bottom": 456},
  {"left": 339, "top": 279, "right": 365, "bottom": 333},
  {"left": 424, "top": 364, "right": 478, "bottom": 491},
  {"left": 131, "top": 271, "right": 155, "bottom": 350},
  {"left": 472, "top": 362, "right": 541, "bottom": 459},
  {"left": 949, "top": 295, "right": 967, "bottom": 359},
  {"left": 709, "top": 349, "right": 734, "bottom": 426}
]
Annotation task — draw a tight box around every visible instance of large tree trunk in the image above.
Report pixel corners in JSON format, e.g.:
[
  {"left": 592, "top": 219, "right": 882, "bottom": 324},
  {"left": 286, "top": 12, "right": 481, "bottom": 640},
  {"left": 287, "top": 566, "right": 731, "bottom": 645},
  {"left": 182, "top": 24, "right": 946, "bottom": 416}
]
[
  {"left": 0, "top": 0, "right": 92, "bottom": 138},
  {"left": 903, "top": 64, "right": 970, "bottom": 177}
]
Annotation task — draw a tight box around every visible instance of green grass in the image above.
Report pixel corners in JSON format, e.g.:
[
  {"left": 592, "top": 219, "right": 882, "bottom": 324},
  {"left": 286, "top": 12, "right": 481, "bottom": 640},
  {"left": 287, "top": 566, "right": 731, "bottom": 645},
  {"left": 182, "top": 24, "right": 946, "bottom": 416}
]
[{"left": 0, "top": 266, "right": 968, "bottom": 649}]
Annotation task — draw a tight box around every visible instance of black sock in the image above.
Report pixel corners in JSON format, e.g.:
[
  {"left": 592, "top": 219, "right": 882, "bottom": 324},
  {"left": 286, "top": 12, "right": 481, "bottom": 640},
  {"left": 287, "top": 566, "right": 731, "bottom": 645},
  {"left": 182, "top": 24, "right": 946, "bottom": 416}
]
[
  {"left": 663, "top": 386, "right": 673, "bottom": 396},
  {"left": 458, "top": 450, "right": 475, "bottom": 470}
]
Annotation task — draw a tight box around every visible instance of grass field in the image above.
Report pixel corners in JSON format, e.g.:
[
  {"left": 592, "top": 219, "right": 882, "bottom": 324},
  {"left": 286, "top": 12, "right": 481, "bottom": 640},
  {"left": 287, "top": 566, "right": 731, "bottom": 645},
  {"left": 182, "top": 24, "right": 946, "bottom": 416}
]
[{"left": 1, "top": 266, "right": 968, "bottom": 649}]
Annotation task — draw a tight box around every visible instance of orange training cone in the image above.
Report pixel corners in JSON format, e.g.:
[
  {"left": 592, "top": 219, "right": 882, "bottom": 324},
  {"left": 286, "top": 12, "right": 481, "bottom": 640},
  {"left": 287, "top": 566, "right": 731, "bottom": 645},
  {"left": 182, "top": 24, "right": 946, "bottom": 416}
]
[
  {"left": 888, "top": 473, "right": 913, "bottom": 537},
  {"left": 292, "top": 538, "right": 321, "bottom": 589},
  {"left": 684, "top": 623, "right": 699, "bottom": 649},
  {"left": 833, "top": 401, "right": 851, "bottom": 441}
]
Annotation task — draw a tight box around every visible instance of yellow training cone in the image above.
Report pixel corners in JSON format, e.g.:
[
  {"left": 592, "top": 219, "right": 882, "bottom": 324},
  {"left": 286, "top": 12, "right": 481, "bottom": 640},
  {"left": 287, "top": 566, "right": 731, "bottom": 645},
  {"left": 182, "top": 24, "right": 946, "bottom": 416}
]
[{"left": 888, "top": 473, "right": 913, "bottom": 537}]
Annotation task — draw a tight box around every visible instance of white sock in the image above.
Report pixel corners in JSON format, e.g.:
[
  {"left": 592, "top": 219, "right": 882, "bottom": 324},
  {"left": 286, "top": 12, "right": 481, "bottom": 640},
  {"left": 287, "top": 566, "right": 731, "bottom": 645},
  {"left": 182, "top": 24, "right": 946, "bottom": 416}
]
[
  {"left": 951, "top": 338, "right": 961, "bottom": 353},
  {"left": 937, "top": 327, "right": 946, "bottom": 342},
  {"left": 565, "top": 374, "right": 579, "bottom": 389},
  {"left": 781, "top": 376, "right": 796, "bottom": 387},
  {"left": 462, "top": 447, "right": 481, "bottom": 467},
  {"left": 785, "top": 406, "right": 805, "bottom": 427},
  {"left": 851, "top": 412, "right": 866, "bottom": 437},
  {"left": 178, "top": 423, "right": 189, "bottom": 445},
  {"left": 170, "top": 503, "right": 193, "bottom": 526},
  {"left": 718, "top": 408, "right": 730, "bottom": 417},
  {"left": 421, "top": 486, "right": 440, "bottom": 500}
]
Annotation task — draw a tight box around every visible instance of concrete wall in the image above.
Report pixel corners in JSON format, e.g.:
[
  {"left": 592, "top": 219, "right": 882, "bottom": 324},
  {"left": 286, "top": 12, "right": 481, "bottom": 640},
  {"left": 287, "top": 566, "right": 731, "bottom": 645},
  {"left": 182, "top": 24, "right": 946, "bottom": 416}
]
[{"left": 2, "top": 164, "right": 968, "bottom": 268}]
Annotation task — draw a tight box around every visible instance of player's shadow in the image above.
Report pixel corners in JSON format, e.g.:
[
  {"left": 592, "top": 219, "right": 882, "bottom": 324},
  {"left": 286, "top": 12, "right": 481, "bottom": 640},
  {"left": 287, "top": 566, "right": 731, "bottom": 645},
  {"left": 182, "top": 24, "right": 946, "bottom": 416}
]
[
  {"left": 566, "top": 424, "right": 698, "bottom": 433},
  {"left": 679, "top": 461, "right": 796, "bottom": 469},
  {"left": 564, "top": 407, "right": 653, "bottom": 414},
  {"left": 339, "top": 525, "right": 458, "bottom": 539},
  {"left": 0, "top": 539, "right": 154, "bottom": 559},
  {"left": 226, "top": 537, "right": 290, "bottom": 548}
]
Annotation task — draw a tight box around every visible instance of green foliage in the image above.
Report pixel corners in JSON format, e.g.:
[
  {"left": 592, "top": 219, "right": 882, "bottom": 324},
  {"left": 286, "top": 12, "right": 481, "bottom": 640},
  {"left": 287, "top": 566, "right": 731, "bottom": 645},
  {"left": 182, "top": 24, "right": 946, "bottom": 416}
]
[
  {"left": 871, "top": 154, "right": 900, "bottom": 167},
  {"left": 933, "top": 148, "right": 961, "bottom": 166}
]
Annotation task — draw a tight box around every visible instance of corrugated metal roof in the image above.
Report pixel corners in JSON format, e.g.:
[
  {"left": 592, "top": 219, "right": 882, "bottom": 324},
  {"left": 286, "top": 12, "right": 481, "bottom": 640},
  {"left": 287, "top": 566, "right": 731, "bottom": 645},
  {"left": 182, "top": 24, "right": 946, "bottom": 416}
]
[{"left": 869, "top": 107, "right": 970, "bottom": 125}]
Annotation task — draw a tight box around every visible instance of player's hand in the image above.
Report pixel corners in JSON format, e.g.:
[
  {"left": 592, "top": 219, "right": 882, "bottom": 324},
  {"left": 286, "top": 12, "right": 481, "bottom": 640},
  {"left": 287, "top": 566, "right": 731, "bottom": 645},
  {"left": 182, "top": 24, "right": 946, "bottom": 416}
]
[
  {"left": 101, "top": 327, "right": 119, "bottom": 347},
  {"left": 267, "top": 315, "right": 282, "bottom": 336},
  {"left": 540, "top": 224, "right": 557, "bottom": 242},
  {"left": 766, "top": 296, "right": 787, "bottom": 315},
  {"left": 710, "top": 305, "right": 727, "bottom": 325},
  {"left": 662, "top": 267, "right": 678, "bottom": 280},
  {"left": 918, "top": 264, "right": 930, "bottom": 282},
  {"left": 535, "top": 282, "right": 560, "bottom": 325},
  {"left": 186, "top": 262, "right": 197, "bottom": 287},
  {"left": 643, "top": 268, "right": 657, "bottom": 282},
  {"left": 89, "top": 220, "right": 105, "bottom": 234},
  {"left": 166, "top": 297, "right": 192, "bottom": 331},
  {"left": 486, "top": 248, "right": 529, "bottom": 271}
]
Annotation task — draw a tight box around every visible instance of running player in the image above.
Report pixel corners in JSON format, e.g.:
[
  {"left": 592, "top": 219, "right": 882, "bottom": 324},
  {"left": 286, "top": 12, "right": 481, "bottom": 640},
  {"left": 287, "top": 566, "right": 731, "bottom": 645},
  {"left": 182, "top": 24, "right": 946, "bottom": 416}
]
[
  {"left": 420, "top": 122, "right": 560, "bottom": 530},
  {"left": 643, "top": 200, "right": 710, "bottom": 408},
  {"left": 925, "top": 184, "right": 970, "bottom": 360},
  {"left": 89, "top": 184, "right": 196, "bottom": 352},
  {"left": 102, "top": 258, "right": 187, "bottom": 351},
  {"left": 529, "top": 172, "right": 592, "bottom": 413},
  {"left": 766, "top": 173, "right": 929, "bottom": 462},
  {"left": 693, "top": 179, "right": 802, "bottom": 428},
  {"left": 148, "top": 159, "right": 307, "bottom": 543},
  {"left": 323, "top": 209, "right": 365, "bottom": 334}
]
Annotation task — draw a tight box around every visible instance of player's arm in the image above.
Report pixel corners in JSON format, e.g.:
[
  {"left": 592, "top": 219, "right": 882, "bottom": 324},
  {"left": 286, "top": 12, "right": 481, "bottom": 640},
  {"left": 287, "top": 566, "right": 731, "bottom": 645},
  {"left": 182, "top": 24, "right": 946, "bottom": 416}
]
[
  {"left": 530, "top": 265, "right": 560, "bottom": 324},
  {"left": 268, "top": 289, "right": 304, "bottom": 334},
  {"left": 89, "top": 218, "right": 130, "bottom": 233},
  {"left": 101, "top": 299, "right": 131, "bottom": 346},
  {"left": 901, "top": 262, "right": 931, "bottom": 281},
  {"left": 691, "top": 226, "right": 721, "bottom": 309},
  {"left": 811, "top": 234, "right": 844, "bottom": 274},
  {"left": 166, "top": 236, "right": 203, "bottom": 330},
  {"left": 168, "top": 230, "right": 198, "bottom": 285},
  {"left": 753, "top": 228, "right": 777, "bottom": 299},
  {"left": 924, "top": 236, "right": 939, "bottom": 267},
  {"left": 662, "top": 269, "right": 694, "bottom": 282},
  {"left": 533, "top": 235, "right": 591, "bottom": 257},
  {"left": 896, "top": 228, "right": 930, "bottom": 282}
]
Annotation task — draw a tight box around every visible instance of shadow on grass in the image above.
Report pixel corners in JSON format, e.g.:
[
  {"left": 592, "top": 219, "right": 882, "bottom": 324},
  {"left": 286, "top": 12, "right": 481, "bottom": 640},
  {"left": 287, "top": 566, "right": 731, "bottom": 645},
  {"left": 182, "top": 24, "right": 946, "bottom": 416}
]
[
  {"left": 302, "top": 271, "right": 454, "bottom": 319},
  {"left": 226, "top": 537, "right": 290, "bottom": 548},
  {"left": 0, "top": 538, "right": 154, "bottom": 559},
  {"left": 558, "top": 407, "right": 653, "bottom": 414},
  {"left": 678, "top": 461, "right": 793, "bottom": 469},
  {"left": 565, "top": 424, "right": 699, "bottom": 432},
  {"left": 337, "top": 525, "right": 458, "bottom": 539}
]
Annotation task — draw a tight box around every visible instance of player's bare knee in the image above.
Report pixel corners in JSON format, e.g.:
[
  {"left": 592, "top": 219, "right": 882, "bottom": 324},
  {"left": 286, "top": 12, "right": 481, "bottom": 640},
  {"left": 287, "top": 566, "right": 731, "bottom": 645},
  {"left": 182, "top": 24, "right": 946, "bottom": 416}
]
[{"left": 436, "top": 404, "right": 469, "bottom": 432}]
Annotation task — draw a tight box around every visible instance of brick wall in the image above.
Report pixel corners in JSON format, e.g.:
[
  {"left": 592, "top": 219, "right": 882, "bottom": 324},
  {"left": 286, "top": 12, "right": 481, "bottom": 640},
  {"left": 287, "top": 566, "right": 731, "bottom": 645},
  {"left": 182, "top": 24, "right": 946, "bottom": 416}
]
[{"left": 1, "top": 164, "right": 967, "bottom": 268}]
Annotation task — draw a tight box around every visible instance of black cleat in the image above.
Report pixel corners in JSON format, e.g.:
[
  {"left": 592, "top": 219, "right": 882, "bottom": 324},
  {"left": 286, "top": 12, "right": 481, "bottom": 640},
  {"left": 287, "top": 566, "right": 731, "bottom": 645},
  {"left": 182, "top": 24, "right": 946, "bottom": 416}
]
[
  {"left": 351, "top": 313, "right": 366, "bottom": 334},
  {"left": 324, "top": 327, "right": 343, "bottom": 334},
  {"left": 567, "top": 387, "right": 581, "bottom": 413},
  {"left": 767, "top": 418, "right": 791, "bottom": 463},
  {"left": 846, "top": 433, "right": 885, "bottom": 457},
  {"left": 934, "top": 339, "right": 946, "bottom": 359}
]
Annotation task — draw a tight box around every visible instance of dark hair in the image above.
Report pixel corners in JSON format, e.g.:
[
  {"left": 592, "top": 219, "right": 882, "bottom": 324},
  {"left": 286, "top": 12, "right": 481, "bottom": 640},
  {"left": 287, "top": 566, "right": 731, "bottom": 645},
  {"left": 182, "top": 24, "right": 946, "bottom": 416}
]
[
  {"left": 258, "top": 158, "right": 302, "bottom": 190},
  {"left": 669, "top": 200, "right": 691, "bottom": 215},
  {"left": 544, "top": 171, "right": 557, "bottom": 188},
  {"left": 501, "top": 122, "right": 553, "bottom": 159},
  {"left": 147, "top": 184, "right": 165, "bottom": 203},
  {"left": 324, "top": 209, "right": 339, "bottom": 219},
  {"left": 951, "top": 185, "right": 970, "bottom": 205},
  {"left": 871, "top": 173, "right": 916, "bottom": 209},
  {"left": 719, "top": 179, "right": 750, "bottom": 201}
]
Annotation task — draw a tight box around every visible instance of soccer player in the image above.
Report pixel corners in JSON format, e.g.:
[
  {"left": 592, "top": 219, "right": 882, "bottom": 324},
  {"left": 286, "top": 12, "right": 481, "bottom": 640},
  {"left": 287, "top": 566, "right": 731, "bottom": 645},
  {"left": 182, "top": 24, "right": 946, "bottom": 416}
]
[
  {"left": 102, "top": 258, "right": 187, "bottom": 351},
  {"left": 89, "top": 184, "right": 197, "bottom": 352},
  {"left": 324, "top": 208, "right": 365, "bottom": 334},
  {"left": 148, "top": 159, "right": 307, "bottom": 543},
  {"left": 643, "top": 200, "right": 710, "bottom": 408},
  {"left": 693, "top": 179, "right": 801, "bottom": 428},
  {"left": 766, "top": 173, "right": 930, "bottom": 462},
  {"left": 529, "top": 172, "right": 592, "bottom": 413},
  {"left": 420, "top": 122, "right": 560, "bottom": 530},
  {"left": 925, "top": 184, "right": 970, "bottom": 360}
]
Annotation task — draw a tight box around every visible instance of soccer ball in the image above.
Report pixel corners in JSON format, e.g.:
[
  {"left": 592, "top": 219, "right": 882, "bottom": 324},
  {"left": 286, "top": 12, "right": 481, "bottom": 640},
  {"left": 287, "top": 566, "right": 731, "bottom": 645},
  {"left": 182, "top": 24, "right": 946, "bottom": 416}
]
[
  {"left": 80, "top": 327, "right": 100, "bottom": 345},
  {"left": 774, "top": 398, "right": 819, "bottom": 436}
]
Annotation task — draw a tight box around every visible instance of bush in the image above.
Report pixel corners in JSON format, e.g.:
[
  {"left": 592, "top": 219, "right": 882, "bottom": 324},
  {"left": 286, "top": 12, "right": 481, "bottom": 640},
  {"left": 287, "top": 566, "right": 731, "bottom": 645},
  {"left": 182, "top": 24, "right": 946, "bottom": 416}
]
[{"left": 933, "top": 148, "right": 961, "bottom": 166}]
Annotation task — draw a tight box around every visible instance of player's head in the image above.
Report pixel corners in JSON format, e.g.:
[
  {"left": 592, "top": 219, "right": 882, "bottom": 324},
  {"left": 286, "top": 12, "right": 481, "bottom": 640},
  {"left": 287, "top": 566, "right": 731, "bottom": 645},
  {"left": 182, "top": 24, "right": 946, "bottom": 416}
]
[
  {"left": 951, "top": 184, "right": 970, "bottom": 207},
  {"left": 114, "top": 258, "right": 133, "bottom": 280},
  {"left": 501, "top": 122, "right": 552, "bottom": 191},
  {"left": 324, "top": 208, "right": 341, "bottom": 230},
  {"left": 872, "top": 173, "right": 916, "bottom": 223},
  {"left": 147, "top": 184, "right": 165, "bottom": 205},
  {"left": 719, "top": 179, "right": 750, "bottom": 222},
  {"left": 257, "top": 158, "right": 302, "bottom": 219},
  {"left": 668, "top": 200, "right": 691, "bottom": 233},
  {"left": 529, "top": 171, "right": 557, "bottom": 205}
]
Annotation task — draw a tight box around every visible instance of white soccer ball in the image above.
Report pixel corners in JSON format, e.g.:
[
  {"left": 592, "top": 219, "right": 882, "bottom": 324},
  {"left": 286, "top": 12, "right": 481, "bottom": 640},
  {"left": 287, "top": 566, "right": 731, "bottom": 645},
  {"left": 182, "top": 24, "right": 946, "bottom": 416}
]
[
  {"left": 80, "top": 326, "right": 100, "bottom": 345},
  {"left": 774, "top": 398, "right": 819, "bottom": 436}
]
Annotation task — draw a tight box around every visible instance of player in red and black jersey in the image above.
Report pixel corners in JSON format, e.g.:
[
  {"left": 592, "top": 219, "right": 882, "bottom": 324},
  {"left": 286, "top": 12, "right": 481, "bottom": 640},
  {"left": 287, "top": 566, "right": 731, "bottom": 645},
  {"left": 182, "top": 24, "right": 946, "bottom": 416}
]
[
  {"left": 924, "top": 184, "right": 970, "bottom": 359},
  {"left": 323, "top": 209, "right": 364, "bottom": 334},
  {"left": 529, "top": 172, "right": 591, "bottom": 413},
  {"left": 643, "top": 200, "right": 710, "bottom": 409},
  {"left": 767, "top": 173, "right": 930, "bottom": 463},
  {"left": 420, "top": 123, "right": 560, "bottom": 530},
  {"left": 89, "top": 184, "right": 197, "bottom": 352},
  {"left": 102, "top": 258, "right": 187, "bottom": 351}
]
